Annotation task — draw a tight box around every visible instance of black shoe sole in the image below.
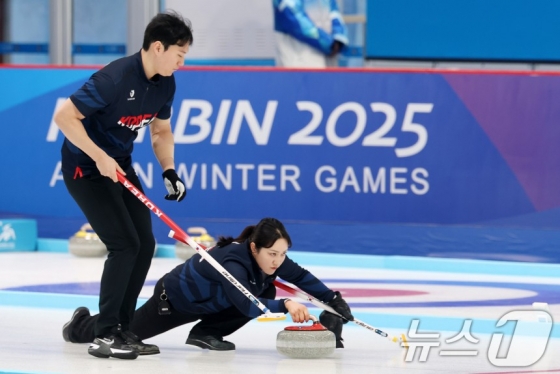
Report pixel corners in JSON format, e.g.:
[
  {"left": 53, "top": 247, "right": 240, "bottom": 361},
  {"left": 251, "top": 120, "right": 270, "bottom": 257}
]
[
  {"left": 138, "top": 351, "right": 160, "bottom": 356},
  {"left": 88, "top": 341, "right": 139, "bottom": 360},
  {"left": 88, "top": 349, "right": 110, "bottom": 359},
  {"left": 88, "top": 347, "right": 139, "bottom": 360},
  {"left": 186, "top": 337, "right": 235, "bottom": 351},
  {"left": 136, "top": 348, "right": 160, "bottom": 356},
  {"left": 88, "top": 351, "right": 138, "bottom": 359}
]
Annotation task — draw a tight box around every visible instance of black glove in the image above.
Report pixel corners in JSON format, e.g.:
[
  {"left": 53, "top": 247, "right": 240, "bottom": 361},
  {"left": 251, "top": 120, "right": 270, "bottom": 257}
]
[
  {"left": 329, "top": 40, "right": 344, "bottom": 57},
  {"left": 162, "top": 169, "right": 186, "bottom": 202},
  {"left": 327, "top": 291, "right": 354, "bottom": 323},
  {"left": 319, "top": 311, "right": 344, "bottom": 348}
]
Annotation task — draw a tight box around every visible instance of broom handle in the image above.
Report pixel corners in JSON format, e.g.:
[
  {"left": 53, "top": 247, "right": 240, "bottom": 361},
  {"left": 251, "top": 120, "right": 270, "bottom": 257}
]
[
  {"left": 273, "top": 280, "right": 406, "bottom": 344},
  {"left": 116, "top": 172, "right": 280, "bottom": 317}
]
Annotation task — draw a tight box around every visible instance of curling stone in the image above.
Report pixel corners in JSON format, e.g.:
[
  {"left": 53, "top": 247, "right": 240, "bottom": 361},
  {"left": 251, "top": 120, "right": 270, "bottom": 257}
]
[
  {"left": 69, "top": 224, "right": 158, "bottom": 258},
  {"left": 175, "top": 226, "right": 216, "bottom": 260},
  {"left": 68, "top": 223, "right": 107, "bottom": 257},
  {"left": 276, "top": 315, "right": 335, "bottom": 359}
]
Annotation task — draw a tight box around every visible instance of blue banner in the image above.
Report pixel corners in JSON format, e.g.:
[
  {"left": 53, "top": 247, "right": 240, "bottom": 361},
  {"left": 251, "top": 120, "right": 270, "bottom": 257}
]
[
  {"left": 0, "top": 219, "right": 37, "bottom": 251},
  {"left": 1, "top": 67, "right": 560, "bottom": 259}
]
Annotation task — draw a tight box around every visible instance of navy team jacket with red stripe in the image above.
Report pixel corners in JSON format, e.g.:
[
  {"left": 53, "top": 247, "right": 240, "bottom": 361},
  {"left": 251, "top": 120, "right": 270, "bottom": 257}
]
[
  {"left": 60, "top": 51, "right": 175, "bottom": 177},
  {"left": 164, "top": 240, "right": 336, "bottom": 318}
]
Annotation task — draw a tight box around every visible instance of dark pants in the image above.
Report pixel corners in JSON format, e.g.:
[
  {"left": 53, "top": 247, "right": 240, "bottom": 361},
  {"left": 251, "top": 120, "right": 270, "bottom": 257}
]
[
  {"left": 68, "top": 276, "right": 277, "bottom": 343},
  {"left": 64, "top": 168, "right": 155, "bottom": 337}
]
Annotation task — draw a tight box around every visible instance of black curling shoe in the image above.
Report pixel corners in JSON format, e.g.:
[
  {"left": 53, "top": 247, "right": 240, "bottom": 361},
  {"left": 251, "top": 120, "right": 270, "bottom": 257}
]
[
  {"left": 186, "top": 335, "right": 235, "bottom": 351},
  {"left": 121, "top": 330, "right": 160, "bottom": 355},
  {"left": 62, "top": 306, "right": 90, "bottom": 343},
  {"left": 88, "top": 334, "right": 139, "bottom": 360}
]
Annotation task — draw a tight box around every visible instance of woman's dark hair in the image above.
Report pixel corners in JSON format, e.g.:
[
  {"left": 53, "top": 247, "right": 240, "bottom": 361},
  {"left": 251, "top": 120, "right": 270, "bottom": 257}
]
[
  {"left": 142, "top": 11, "right": 194, "bottom": 51},
  {"left": 217, "top": 218, "right": 292, "bottom": 251}
]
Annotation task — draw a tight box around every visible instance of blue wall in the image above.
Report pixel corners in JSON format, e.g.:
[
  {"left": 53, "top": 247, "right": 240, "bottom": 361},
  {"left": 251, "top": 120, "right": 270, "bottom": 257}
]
[{"left": 366, "top": 0, "right": 560, "bottom": 61}]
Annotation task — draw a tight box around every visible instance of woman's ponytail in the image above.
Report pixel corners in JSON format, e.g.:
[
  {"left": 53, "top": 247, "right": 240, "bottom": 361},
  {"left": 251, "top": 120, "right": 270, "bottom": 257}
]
[{"left": 216, "top": 225, "right": 255, "bottom": 247}]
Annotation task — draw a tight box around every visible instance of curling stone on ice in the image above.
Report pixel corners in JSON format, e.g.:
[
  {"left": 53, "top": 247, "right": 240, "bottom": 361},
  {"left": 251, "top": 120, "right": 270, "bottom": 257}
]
[
  {"left": 276, "top": 315, "right": 335, "bottom": 359},
  {"left": 68, "top": 223, "right": 107, "bottom": 257},
  {"left": 175, "top": 226, "right": 216, "bottom": 260},
  {"left": 69, "top": 223, "right": 158, "bottom": 258}
]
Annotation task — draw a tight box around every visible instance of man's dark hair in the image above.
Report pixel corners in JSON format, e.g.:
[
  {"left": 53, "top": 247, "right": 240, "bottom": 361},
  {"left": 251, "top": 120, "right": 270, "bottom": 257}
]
[{"left": 142, "top": 11, "right": 194, "bottom": 51}]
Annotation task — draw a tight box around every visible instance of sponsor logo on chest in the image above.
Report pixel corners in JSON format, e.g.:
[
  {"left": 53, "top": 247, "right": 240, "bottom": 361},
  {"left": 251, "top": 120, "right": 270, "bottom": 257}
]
[{"left": 118, "top": 113, "right": 157, "bottom": 131}]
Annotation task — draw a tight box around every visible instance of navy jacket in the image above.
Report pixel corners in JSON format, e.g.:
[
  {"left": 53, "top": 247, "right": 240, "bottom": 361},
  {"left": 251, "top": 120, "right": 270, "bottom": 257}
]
[
  {"left": 165, "top": 240, "right": 336, "bottom": 318},
  {"left": 61, "top": 51, "right": 175, "bottom": 177}
]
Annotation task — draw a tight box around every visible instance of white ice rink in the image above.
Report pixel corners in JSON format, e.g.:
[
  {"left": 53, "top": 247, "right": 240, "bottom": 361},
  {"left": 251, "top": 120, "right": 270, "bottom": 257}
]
[{"left": 1, "top": 251, "right": 560, "bottom": 374}]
